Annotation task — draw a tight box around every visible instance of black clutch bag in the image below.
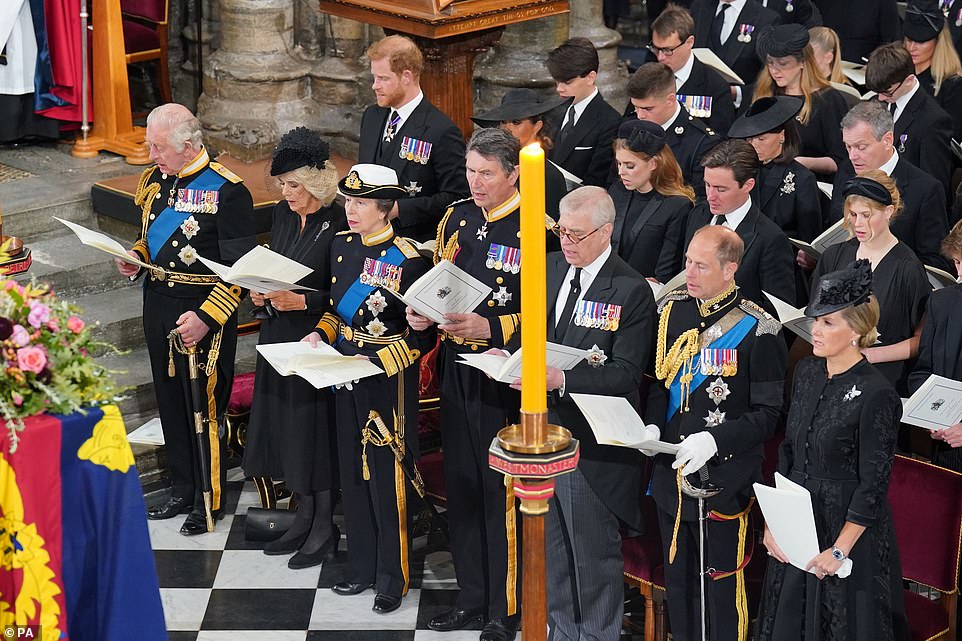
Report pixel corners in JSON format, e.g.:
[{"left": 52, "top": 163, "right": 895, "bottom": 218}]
[{"left": 244, "top": 507, "right": 296, "bottom": 542}]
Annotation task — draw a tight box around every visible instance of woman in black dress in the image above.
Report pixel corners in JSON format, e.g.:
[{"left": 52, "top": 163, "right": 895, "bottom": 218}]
[
  {"left": 757, "top": 259, "right": 908, "bottom": 641},
  {"left": 753, "top": 24, "right": 852, "bottom": 179},
  {"left": 242, "top": 128, "right": 346, "bottom": 567},
  {"left": 903, "top": 2, "right": 962, "bottom": 140},
  {"left": 728, "top": 96, "right": 823, "bottom": 242},
  {"left": 608, "top": 118, "right": 694, "bottom": 282},
  {"left": 811, "top": 172, "right": 929, "bottom": 393},
  {"left": 306, "top": 164, "right": 433, "bottom": 613}
]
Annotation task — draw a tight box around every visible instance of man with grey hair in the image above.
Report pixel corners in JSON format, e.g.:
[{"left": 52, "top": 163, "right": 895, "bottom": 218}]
[
  {"left": 407, "top": 127, "right": 552, "bottom": 641},
  {"left": 508, "top": 185, "right": 655, "bottom": 641},
  {"left": 116, "top": 102, "right": 256, "bottom": 535},
  {"left": 824, "top": 99, "right": 949, "bottom": 271}
]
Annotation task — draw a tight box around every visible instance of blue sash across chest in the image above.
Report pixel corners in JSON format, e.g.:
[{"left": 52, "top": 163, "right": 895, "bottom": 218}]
[
  {"left": 146, "top": 168, "right": 227, "bottom": 260},
  {"left": 336, "top": 244, "right": 405, "bottom": 326},
  {"left": 666, "top": 314, "right": 757, "bottom": 423}
]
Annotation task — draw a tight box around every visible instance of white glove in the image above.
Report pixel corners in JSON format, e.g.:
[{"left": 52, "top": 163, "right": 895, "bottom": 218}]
[
  {"left": 636, "top": 424, "right": 663, "bottom": 457},
  {"left": 672, "top": 431, "right": 718, "bottom": 472}
]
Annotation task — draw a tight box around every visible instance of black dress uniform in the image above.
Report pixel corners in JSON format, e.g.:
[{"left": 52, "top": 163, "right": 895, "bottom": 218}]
[
  {"left": 243, "top": 200, "right": 345, "bottom": 494},
  {"left": 358, "top": 99, "right": 470, "bottom": 241},
  {"left": 433, "top": 191, "right": 537, "bottom": 623},
  {"left": 760, "top": 0, "right": 822, "bottom": 26},
  {"left": 753, "top": 159, "right": 823, "bottom": 241},
  {"left": 678, "top": 58, "right": 738, "bottom": 135},
  {"left": 314, "top": 224, "right": 433, "bottom": 598},
  {"left": 609, "top": 182, "right": 693, "bottom": 282},
  {"left": 889, "top": 85, "right": 955, "bottom": 201},
  {"left": 812, "top": 0, "right": 901, "bottom": 62},
  {"left": 917, "top": 68, "right": 962, "bottom": 141},
  {"left": 690, "top": 0, "right": 781, "bottom": 91},
  {"left": 131, "top": 147, "right": 256, "bottom": 519},
  {"left": 665, "top": 106, "right": 721, "bottom": 200},
  {"left": 549, "top": 92, "right": 623, "bottom": 188},
  {"left": 646, "top": 285, "right": 787, "bottom": 641}
]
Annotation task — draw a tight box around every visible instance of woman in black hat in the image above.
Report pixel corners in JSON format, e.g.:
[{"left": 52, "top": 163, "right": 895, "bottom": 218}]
[
  {"left": 753, "top": 23, "right": 851, "bottom": 179},
  {"left": 903, "top": 0, "right": 962, "bottom": 140},
  {"left": 729, "top": 96, "right": 823, "bottom": 243},
  {"left": 757, "top": 259, "right": 908, "bottom": 641},
  {"left": 472, "top": 88, "right": 573, "bottom": 221},
  {"left": 243, "top": 127, "right": 347, "bottom": 565},
  {"left": 810, "top": 171, "right": 929, "bottom": 393},
  {"left": 304, "top": 163, "right": 433, "bottom": 612},
  {"left": 608, "top": 118, "right": 694, "bottom": 282}
]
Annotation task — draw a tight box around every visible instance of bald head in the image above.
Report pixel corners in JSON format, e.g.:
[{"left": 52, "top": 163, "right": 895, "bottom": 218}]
[{"left": 685, "top": 225, "right": 742, "bottom": 299}]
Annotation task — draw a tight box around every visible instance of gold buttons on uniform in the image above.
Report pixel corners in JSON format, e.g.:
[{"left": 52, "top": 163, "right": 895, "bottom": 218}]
[
  {"left": 331, "top": 276, "right": 337, "bottom": 283},
  {"left": 149, "top": 214, "right": 156, "bottom": 220},
  {"left": 471, "top": 344, "right": 478, "bottom": 351},
  {"left": 516, "top": 232, "right": 521, "bottom": 238},
  {"left": 169, "top": 262, "right": 176, "bottom": 268},
  {"left": 358, "top": 309, "right": 364, "bottom": 316},
  {"left": 172, "top": 240, "right": 178, "bottom": 247},
  {"left": 459, "top": 220, "right": 466, "bottom": 227},
  {"left": 358, "top": 340, "right": 365, "bottom": 347},
  {"left": 167, "top": 282, "right": 174, "bottom": 288},
  {"left": 380, "top": 250, "right": 386, "bottom": 257},
  {"left": 488, "top": 300, "right": 495, "bottom": 307},
  {"left": 337, "top": 256, "right": 343, "bottom": 262},
  {"left": 329, "top": 298, "right": 334, "bottom": 305},
  {"left": 346, "top": 236, "right": 353, "bottom": 242},
  {"left": 496, "top": 277, "right": 503, "bottom": 284}
]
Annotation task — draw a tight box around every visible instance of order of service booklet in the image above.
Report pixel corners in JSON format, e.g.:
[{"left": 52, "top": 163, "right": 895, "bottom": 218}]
[
  {"left": 901, "top": 374, "right": 962, "bottom": 431},
  {"left": 569, "top": 393, "right": 680, "bottom": 455},
  {"left": 198, "top": 245, "right": 315, "bottom": 293},
  {"left": 255, "top": 341, "right": 383, "bottom": 389},
  {"left": 386, "top": 259, "right": 492, "bottom": 325},
  {"left": 458, "top": 342, "right": 589, "bottom": 383}
]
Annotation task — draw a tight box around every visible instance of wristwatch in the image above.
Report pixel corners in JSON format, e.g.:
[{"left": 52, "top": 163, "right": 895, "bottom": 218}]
[{"left": 831, "top": 546, "right": 847, "bottom": 561}]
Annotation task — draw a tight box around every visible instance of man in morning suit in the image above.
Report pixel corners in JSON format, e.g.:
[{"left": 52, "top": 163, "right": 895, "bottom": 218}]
[
  {"left": 116, "top": 103, "right": 256, "bottom": 535},
  {"left": 689, "top": 0, "right": 781, "bottom": 107},
  {"left": 407, "top": 128, "right": 553, "bottom": 641},
  {"left": 546, "top": 37, "right": 622, "bottom": 188},
  {"left": 864, "top": 42, "right": 954, "bottom": 202},
  {"left": 650, "top": 4, "right": 736, "bottom": 134},
  {"left": 827, "top": 100, "right": 951, "bottom": 271},
  {"left": 515, "top": 186, "right": 655, "bottom": 641},
  {"left": 647, "top": 224, "right": 787, "bottom": 641},
  {"left": 358, "top": 35, "right": 469, "bottom": 241},
  {"left": 683, "top": 139, "right": 797, "bottom": 308},
  {"left": 628, "top": 62, "right": 720, "bottom": 199}
]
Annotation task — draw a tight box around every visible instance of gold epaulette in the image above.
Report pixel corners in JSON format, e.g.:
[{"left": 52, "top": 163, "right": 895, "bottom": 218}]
[
  {"left": 133, "top": 166, "right": 158, "bottom": 203},
  {"left": 209, "top": 161, "right": 243, "bottom": 184},
  {"left": 394, "top": 236, "right": 421, "bottom": 259},
  {"left": 657, "top": 288, "right": 691, "bottom": 314},
  {"left": 739, "top": 299, "right": 781, "bottom": 336}
]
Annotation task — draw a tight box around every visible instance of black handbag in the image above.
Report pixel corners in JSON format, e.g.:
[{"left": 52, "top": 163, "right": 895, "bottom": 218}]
[{"left": 244, "top": 507, "right": 297, "bottom": 542}]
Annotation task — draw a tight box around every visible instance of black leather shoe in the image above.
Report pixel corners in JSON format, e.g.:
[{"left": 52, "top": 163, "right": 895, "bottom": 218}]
[
  {"left": 147, "top": 496, "right": 191, "bottom": 520},
  {"left": 427, "top": 607, "right": 484, "bottom": 631},
  {"left": 287, "top": 525, "right": 340, "bottom": 568},
  {"left": 480, "top": 616, "right": 519, "bottom": 641},
  {"left": 263, "top": 530, "right": 309, "bottom": 556},
  {"left": 179, "top": 510, "right": 224, "bottom": 536},
  {"left": 331, "top": 582, "right": 374, "bottom": 596},
  {"left": 372, "top": 593, "right": 402, "bottom": 614}
]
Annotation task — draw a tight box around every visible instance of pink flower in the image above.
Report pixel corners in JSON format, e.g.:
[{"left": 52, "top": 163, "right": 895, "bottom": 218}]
[
  {"left": 47, "top": 319, "right": 60, "bottom": 333},
  {"left": 66, "top": 316, "right": 85, "bottom": 333},
  {"left": 10, "top": 324, "right": 29, "bottom": 347},
  {"left": 11, "top": 393, "right": 23, "bottom": 406},
  {"left": 16, "top": 345, "right": 47, "bottom": 373},
  {"left": 27, "top": 302, "right": 50, "bottom": 328}
]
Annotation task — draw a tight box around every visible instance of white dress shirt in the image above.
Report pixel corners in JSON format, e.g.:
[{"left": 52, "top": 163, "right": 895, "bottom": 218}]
[
  {"left": 675, "top": 52, "right": 695, "bottom": 89},
  {"left": 878, "top": 149, "right": 900, "bottom": 176},
  {"left": 712, "top": 195, "right": 752, "bottom": 229},
  {"left": 891, "top": 77, "right": 919, "bottom": 123},
  {"left": 554, "top": 245, "right": 612, "bottom": 326},
  {"left": 716, "top": 0, "right": 747, "bottom": 44},
  {"left": 561, "top": 89, "right": 599, "bottom": 129}
]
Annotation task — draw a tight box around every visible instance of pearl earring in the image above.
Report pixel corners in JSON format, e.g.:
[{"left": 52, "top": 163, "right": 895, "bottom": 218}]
[{"left": 851, "top": 339, "right": 859, "bottom": 347}]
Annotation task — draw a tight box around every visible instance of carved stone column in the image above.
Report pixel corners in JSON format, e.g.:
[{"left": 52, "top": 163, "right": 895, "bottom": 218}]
[
  {"left": 198, "top": 0, "right": 314, "bottom": 161},
  {"left": 569, "top": 0, "right": 628, "bottom": 109},
  {"left": 473, "top": 14, "right": 570, "bottom": 114}
]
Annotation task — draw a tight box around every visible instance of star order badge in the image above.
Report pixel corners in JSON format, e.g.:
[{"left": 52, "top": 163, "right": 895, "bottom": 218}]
[
  {"left": 405, "top": 181, "right": 422, "bottom": 196},
  {"left": 492, "top": 286, "right": 512, "bottom": 306},
  {"left": 366, "top": 291, "right": 387, "bottom": 315},
  {"left": 180, "top": 215, "right": 200, "bottom": 239},
  {"left": 704, "top": 409, "right": 726, "bottom": 427},
  {"left": 177, "top": 244, "right": 197, "bottom": 266},
  {"left": 587, "top": 344, "right": 607, "bottom": 368},
  {"left": 366, "top": 318, "right": 387, "bottom": 337},
  {"left": 706, "top": 377, "right": 730, "bottom": 406}
]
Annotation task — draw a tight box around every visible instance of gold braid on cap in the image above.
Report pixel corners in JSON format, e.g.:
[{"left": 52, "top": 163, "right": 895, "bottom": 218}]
[{"left": 655, "top": 300, "right": 700, "bottom": 413}]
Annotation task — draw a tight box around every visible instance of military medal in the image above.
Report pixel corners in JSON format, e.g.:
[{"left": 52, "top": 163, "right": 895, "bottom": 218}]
[
  {"left": 704, "top": 408, "right": 726, "bottom": 427},
  {"left": 574, "top": 300, "right": 621, "bottom": 331},
  {"left": 737, "top": 24, "right": 754, "bottom": 43},
  {"left": 486, "top": 244, "right": 498, "bottom": 269},
  {"left": 587, "top": 344, "right": 607, "bottom": 368},
  {"left": 477, "top": 222, "right": 488, "bottom": 242},
  {"left": 361, "top": 257, "right": 402, "bottom": 291},
  {"left": 405, "top": 181, "right": 422, "bottom": 196},
  {"left": 706, "top": 377, "right": 731, "bottom": 406},
  {"left": 940, "top": 0, "right": 952, "bottom": 15},
  {"left": 956, "top": 9, "right": 961, "bottom": 26},
  {"left": 699, "top": 348, "right": 737, "bottom": 376},
  {"left": 898, "top": 133, "right": 908, "bottom": 153},
  {"left": 785, "top": 0, "right": 794, "bottom": 12},
  {"left": 493, "top": 286, "right": 512, "bottom": 306}
]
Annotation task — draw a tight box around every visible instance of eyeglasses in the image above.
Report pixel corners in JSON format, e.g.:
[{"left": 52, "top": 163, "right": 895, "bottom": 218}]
[
  {"left": 551, "top": 224, "right": 604, "bottom": 244},
  {"left": 765, "top": 56, "right": 800, "bottom": 70},
  {"left": 877, "top": 78, "right": 906, "bottom": 98},
  {"left": 646, "top": 40, "right": 686, "bottom": 57}
]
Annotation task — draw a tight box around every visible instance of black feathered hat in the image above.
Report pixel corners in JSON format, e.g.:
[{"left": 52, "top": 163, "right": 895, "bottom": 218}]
[
  {"left": 728, "top": 96, "right": 803, "bottom": 139},
  {"left": 755, "top": 24, "right": 810, "bottom": 60},
  {"left": 805, "top": 259, "right": 874, "bottom": 318},
  {"left": 270, "top": 127, "right": 331, "bottom": 176}
]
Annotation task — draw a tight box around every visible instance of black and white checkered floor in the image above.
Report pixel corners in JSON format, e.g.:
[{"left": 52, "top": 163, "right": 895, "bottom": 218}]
[{"left": 150, "top": 470, "right": 648, "bottom": 640}]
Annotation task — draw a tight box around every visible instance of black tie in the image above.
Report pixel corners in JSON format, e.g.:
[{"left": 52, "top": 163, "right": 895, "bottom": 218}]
[
  {"left": 713, "top": 214, "right": 727, "bottom": 226},
  {"left": 711, "top": 3, "right": 731, "bottom": 49},
  {"left": 383, "top": 110, "right": 400, "bottom": 143},
  {"left": 557, "top": 105, "right": 577, "bottom": 148},
  {"left": 556, "top": 268, "right": 583, "bottom": 341},
  {"left": 888, "top": 101, "right": 897, "bottom": 118}
]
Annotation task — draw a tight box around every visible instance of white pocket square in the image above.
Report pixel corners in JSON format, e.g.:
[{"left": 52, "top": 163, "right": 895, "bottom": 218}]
[{"left": 574, "top": 146, "right": 592, "bottom": 151}]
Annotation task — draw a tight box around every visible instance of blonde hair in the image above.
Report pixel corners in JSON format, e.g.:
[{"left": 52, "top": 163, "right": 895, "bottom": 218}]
[
  {"left": 753, "top": 44, "right": 831, "bottom": 125},
  {"left": 279, "top": 161, "right": 338, "bottom": 207},
  {"left": 928, "top": 27, "right": 962, "bottom": 96},
  {"left": 841, "top": 169, "right": 903, "bottom": 238},
  {"left": 612, "top": 140, "right": 696, "bottom": 203},
  {"left": 809, "top": 26, "right": 848, "bottom": 85},
  {"left": 839, "top": 294, "right": 880, "bottom": 348}
]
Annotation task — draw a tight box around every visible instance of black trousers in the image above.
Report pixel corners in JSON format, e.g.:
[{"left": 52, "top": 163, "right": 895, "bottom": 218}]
[
  {"left": 336, "top": 364, "right": 420, "bottom": 598},
  {"left": 439, "top": 345, "right": 522, "bottom": 620},
  {"left": 657, "top": 504, "right": 751, "bottom": 641},
  {"left": 143, "top": 288, "right": 234, "bottom": 511}
]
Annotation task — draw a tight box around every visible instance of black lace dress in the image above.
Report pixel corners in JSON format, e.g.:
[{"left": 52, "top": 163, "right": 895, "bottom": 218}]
[{"left": 755, "top": 357, "right": 909, "bottom": 641}]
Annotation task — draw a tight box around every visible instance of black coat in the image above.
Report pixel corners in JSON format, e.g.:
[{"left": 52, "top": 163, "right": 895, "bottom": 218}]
[
  {"left": 678, "top": 57, "right": 737, "bottom": 134},
  {"left": 684, "top": 202, "right": 798, "bottom": 308},
  {"left": 795, "top": 88, "right": 851, "bottom": 175},
  {"left": 812, "top": 0, "right": 901, "bottom": 62},
  {"left": 760, "top": 0, "right": 821, "bottom": 26},
  {"left": 830, "top": 156, "right": 951, "bottom": 271},
  {"left": 609, "top": 183, "right": 692, "bottom": 282},
  {"left": 358, "top": 99, "right": 469, "bottom": 241},
  {"left": 549, "top": 92, "right": 622, "bottom": 188},
  {"left": 691, "top": 0, "right": 781, "bottom": 88},
  {"left": 753, "top": 159, "right": 822, "bottom": 241},
  {"left": 665, "top": 106, "right": 722, "bottom": 199},
  {"left": 917, "top": 68, "right": 962, "bottom": 142},
  {"left": 891, "top": 87, "right": 954, "bottom": 201},
  {"left": 544, "top": 251, "right": 655, "bottom": 528}
]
